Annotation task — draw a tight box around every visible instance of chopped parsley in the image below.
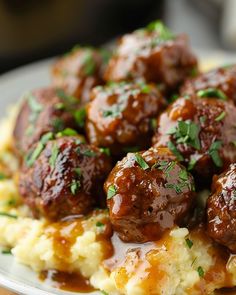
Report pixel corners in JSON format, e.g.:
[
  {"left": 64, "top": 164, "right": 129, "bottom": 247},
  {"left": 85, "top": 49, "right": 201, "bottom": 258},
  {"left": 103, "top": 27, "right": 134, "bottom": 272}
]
[
  {"left": 199, "top": 116, "right": 206, "bottom": 125},
  {"left": 70, "top": 180, "right": 81, "bottom": 195},
  {"left": 96, "top": 221, "right": 104, "bottom": 227},
  {"left": 154, "top": 160, "right": 176, "bottom": 178},
  {"left": 165, "top": 167, "right": 194, "bottom": 194},
  {"left": 0, "top": 172, "right": 6, "bottom": 180},
  {"left": 26, "top": 142, "right": 44, "bottom": 167},
  {"left": 1, "top": 249, "right": 12, "bottom": 255},
  {"left": 0, "top": 212, "right": 17, "bottom": 219},
  {"left": 150, "top": 118, "right": 157, "bottom": 130},
  {"left": 55, "top": 102, "right": 65, "bottom": 110},
  {"left": 82, "top": 50, "right": 96, "bottom": 76},
  {"left": 197, "top": 88, "right": 227, "bottom": 100},
  {"left": 147, "top": 20, "right": 174, "bottom": 41},
  {"left": 99, "top": 147, "right": 111, "bottom": 156},
  {"left": 56, "top": 89, "right": 77, "bottom": 105},
  {"left": 74, "top": 108, "right": 86, "bottom": 128},
  {"left": 74, "top": 167, "right": 82, "bottom": 177},
  {"left": 139, "top": 82, "right": 151, "bottom": 94},
  {"left": 107, "top": 185, "right": 117, "bottom": 199},
  {"left": 168, "top": 120, "right": 201, "bottom": 150},
  {"left": 52, "top": 117, "right": 65, "bottom": 132},
  {"left": 209, "top": 141, "right": 223, "bottom": 167},
  {"left": 188, "top": 158, "right": 197, "bottom": 171},
  {"left": 134, "top": 153, "right": 149, "bottom": 170},
  {"left": 41, "top": 132, "right": 54, "bottom": 144},
  {"left": 26, "top": 92, "right": 43, "bottom": 136},
  {"left": 197, "top": 266, "right": 204, "bottom": 278},
  {"left": 49, "top": 144, "right": 59, "bottom": 168},
  {"left": 102, "top": 106, "right": 121, "bottom": 118},
  {"left": 215, "top": 111, "right": 226, "bottom": 122},
  {"left": 167, "top": 141, "right": 184, "bottom": 161},
  {"left": 82, "top": 150, "right": 97, "bottom": 157},
  {"left": 101, "top": 291, "right": 109, "bottom": 295},
  {"left": 56, "top": 128, "right": 78, "bottom": 137},
  {"left": 185, "top": 238, "right": 193, "bottom": 249}
]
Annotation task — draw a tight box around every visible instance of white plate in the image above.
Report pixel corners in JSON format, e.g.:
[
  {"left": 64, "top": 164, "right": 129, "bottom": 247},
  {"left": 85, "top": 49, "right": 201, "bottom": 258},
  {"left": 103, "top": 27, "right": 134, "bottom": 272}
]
[{"left": 0, "top": 49, "right": 236, "bottom": 295}]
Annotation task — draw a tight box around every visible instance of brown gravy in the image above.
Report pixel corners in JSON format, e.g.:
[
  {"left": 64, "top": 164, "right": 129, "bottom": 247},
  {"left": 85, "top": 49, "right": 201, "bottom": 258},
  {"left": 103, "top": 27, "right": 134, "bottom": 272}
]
[{"left": 40, "top": 270, "right": 96, "bottom": 293}]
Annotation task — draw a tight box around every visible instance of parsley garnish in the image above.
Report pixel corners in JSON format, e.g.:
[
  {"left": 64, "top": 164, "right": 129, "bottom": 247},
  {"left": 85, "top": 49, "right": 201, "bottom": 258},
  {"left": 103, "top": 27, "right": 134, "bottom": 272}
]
[
  {"left": 26, "top": 92, "right": 43, "bottom": 136},
  {"left": 52, "top": 117, "right": 65, "bottom": 132},
  {"left": 70, "top": 180, "right": 81, "bottom": 195},
  {"left": 0, "top": 212, "right": 17, "bottom": 219},
  {"left": 199, "top": 116, "right": 206, "bottom": 125},
  {"left": 101, "top": 291, "right": 109, "bottom": 295},
  {"left": 56, "top": 128, "right": 78, "bottom": 137},
  {"left": 41, "top": 132, "right": 54, "bottom": 144},
  {"left": 147, "top": 20, "right": 174, "bottom": 41},
  {"left": 83, "top": 150, "right": 97, "bottom": 157},
  {"left": 209, "top": 141, "right": 223, "bottom": 167},
  {"left": 139, "top": 82, "right": 151, "bottom": 94},
  {"left": 56, "top": 89, "right": 77, "bottom": 105},
  {"left": 188, "top": 158, "right": 197, "bottom": 171},
  {"left": 26, "top": 142, "right": 44, "bottom": 167},
  {"left": 197, "top": 88, "right": 227, "bottom": 100},
  {"left": 96, "top": 221, "right": 104, "bottom": 227},
  {"left": 197, "top": 266, "right": 204, "bottom": 277},
  {"left": 167, "top": 141, "right": 184, "bottom": 161},
  {"left": 215, "top": 111, "right": 226, "bottom": 122},
  {"left": 49, "top": 144, "right": 59, "bottom": 168},
  {"left": 1, "top": 249, "right": 12, "bottom": 255},
  {"left": 0, "top": 172, "right": 6, "bottom": 180},
  {"left": 168, "top": 120, "right": 201, "bottom": 150},
  {"left": 107, "top": 185, "right": 117, "bottom": 199},
  {"left": 99, "top": 147, "right": 111, "bottom": 156},
  {"left": 83, "top": 50, "right": 96, "bottom": 76},
  {"left": 185, "top": 238, "right": 193, "bottom": 249},
  {"left": 74, "top": 167, "right": 82, "bottom": 177},
  {"left": 150, "top": 118, "right": 157, "bottom": 130},
  {"left": 74, "top": 108, "right": 86, "bottom": 128},
  {"left": 134, "top": 153, "right": 149, "bottom": 170}
]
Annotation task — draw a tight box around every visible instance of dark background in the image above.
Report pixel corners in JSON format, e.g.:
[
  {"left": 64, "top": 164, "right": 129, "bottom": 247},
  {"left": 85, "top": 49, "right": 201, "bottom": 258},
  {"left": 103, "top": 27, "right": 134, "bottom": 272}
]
[{"left": 0, "top": 0, "right": 230, "bottom": 74}]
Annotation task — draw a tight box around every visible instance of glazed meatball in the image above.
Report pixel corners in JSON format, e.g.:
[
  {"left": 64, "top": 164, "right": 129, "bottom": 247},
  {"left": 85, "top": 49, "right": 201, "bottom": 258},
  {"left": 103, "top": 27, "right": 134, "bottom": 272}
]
[
  {"left": 207, "top": 163, "right": 236, "bottom": 252},
  {"left": 52, "top": 47, "right": 108, "bottom": 106},
  {"left": 104, "top": 147, "right": 196, "bottom": 243},
  {"left": 19, "top": 136, "right": 112, "bottom": 220},
  {"left": 104, "top": 21, "right": 198, "bottom": 93},
  {"left": 181, "top": 65, "right": 236, "bottom": 104},
  {"left": 152, "top": 96, "right": 236, "bottom": 180},
  {"left": 86, "top": 82, "right": 165, "bottom": 155},
  {"left": 13, "top": 87, "right": 84, "bottom": 155}
]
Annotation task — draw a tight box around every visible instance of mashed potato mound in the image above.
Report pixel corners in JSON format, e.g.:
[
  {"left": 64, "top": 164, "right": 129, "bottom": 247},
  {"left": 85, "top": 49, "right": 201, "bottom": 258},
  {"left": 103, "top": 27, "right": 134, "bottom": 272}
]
[{"left": 0, "top": 108, "right": 235, "bottom": 295}]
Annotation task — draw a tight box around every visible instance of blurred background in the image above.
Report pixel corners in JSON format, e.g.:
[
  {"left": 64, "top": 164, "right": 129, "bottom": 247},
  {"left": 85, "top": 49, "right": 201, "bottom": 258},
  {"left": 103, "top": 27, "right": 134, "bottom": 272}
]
[{"left": 0, "top": 0, "right": 235, "bottom": 74}]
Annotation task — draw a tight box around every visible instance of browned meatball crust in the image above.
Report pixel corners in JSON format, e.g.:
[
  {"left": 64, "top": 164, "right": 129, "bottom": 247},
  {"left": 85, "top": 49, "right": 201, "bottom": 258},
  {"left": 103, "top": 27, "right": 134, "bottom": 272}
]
[
  {"left": 207, "top": 163, "right": 236, "bottom": 252},
  {"left": 19, "top": 136, "right": 112, "bottom": 220},
  {"left": 86, "top": 82, "right": 166, "bottom": 155},
  {"left": 13, "top": 87, "right": 84, "bottom": 156},
  {"left": 52, "top": 47, "right": 108, "bottom": 106},
  {"left": 181, "top": 65, "right": 236, "bottom": 104},
  {"left": 104, "top": 147, "right": 196, "bottom": 243},
  {"left": 104, "top": 21, "right": 198, "bottom": 93},
  {"left": 152, "top": 96, "right": 236, "bottom": 180}
]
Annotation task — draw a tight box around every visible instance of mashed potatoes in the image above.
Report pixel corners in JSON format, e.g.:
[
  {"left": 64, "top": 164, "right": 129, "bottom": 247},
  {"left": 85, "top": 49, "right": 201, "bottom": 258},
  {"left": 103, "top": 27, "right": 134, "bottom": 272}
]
[{"left": 0, "top": 108, "right": 236, "bottom": 295}]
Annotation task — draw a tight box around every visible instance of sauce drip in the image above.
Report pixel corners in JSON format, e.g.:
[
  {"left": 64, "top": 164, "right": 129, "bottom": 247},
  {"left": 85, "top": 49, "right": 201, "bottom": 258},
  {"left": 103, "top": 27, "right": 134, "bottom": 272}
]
[{"left": 40, "top": 270, "right": 95, "bottom": 293}]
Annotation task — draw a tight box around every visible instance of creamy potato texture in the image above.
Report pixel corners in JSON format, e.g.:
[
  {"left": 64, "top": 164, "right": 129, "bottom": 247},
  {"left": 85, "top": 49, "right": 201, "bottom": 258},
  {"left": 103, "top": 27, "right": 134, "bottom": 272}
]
[{"left": 0, "top": 104, "right": 236, "bottom": 295}]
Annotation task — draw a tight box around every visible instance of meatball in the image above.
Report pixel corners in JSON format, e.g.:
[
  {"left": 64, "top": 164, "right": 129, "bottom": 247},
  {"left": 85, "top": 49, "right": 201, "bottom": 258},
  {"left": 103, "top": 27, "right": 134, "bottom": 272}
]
[
  {"left": 207, "top": 163, "right": 236, "bottom": 252},
  {"left": 52, "top": 47, "right": 108, "bottom": 106},
  {"left": 181, "top": 65, "right": 236, "bottom": 104},
  {"left": 19, "top": 136, "right": 112, "bottom": 220},
  {"left": 13, "top": 87, "right": 84, "bottom": 155},
  {"left": 104, "top": 21, "right": 198, "bottom": 93},
  {"left": 104, "top": 147, "right": 196, "bottom": 243},
  {"left": 86, "top": 82, "right": 166, "bottom": 155},
  {"left": 152, "top": 96, "right": 236, "bottom": 180}
]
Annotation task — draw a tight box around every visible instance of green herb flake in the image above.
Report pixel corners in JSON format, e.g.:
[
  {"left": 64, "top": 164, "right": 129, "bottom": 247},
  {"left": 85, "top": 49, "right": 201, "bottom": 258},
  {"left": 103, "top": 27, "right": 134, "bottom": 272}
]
[
  {"left": 199, "top": 116, "right": 206, "bottom": 124},
  {"left": 83, "top": 150, "right": 97, "bottom": 157},
  {"left": 188, "top": 158, "right": 197, "bottom": 171},
  {"left": 150, "top": 118, "right": 157, "bottom": 130},
  {"left": 167, "top": 141, "right": 184, "bottom": 161},
  {"left": 27, "top": 93, "right": 43, "bottom": 113},
  {"left": 56, "top": 89, "right": 77, "bottom": 105},
  {"left": 0, "top": 212, "right": 18, "bottom": 219},
  {"left": 41, "top": 132, "right": 54, "bottom": 144},
  {"left": 209, "top": 140, "right": 223, "bottom": 167},
  {"left": 52, "top": 117, "right": 65, "bottom": 132},
  {"left": 26, "top": 142, "right": 44, "bottom": 167},
  {"left": 49, "top": 144, "right": 59, "bottom": 168},
  {"left": 197, "top": 266, "right": 204, "bottom": 278},
  {"left": 57, "top": 128, "right": 78, "bottom": 137},
  {"left": 70, "top": 180, "right": 81, "bottom": 195},
  {"left": 99, "top": 147, "right": 111, "bottom": 156},
  {"left": 1, "top": 249, "right": 12, "bottom": 255},
  {"left": 215, "top": 111, "right": 226, "bottom": 122},
  {"left": 74, "top": 108, "right": 86, "bottom": 128},
  {"left": 83, "top": 50, "right": 96, "bottom": 76},
  {"left": 134, "top": 153, "right": 149, "bottom": 170},
  {"left": 179, "top": 169, "right": 188, "bottom": 181},
  {"left": 185, "top": 238, "right": 193, "bottom": 249},
  {"left": 107, "top": 185, "right": 117, "bottom": 200},
  {"left": 147, "top": 20, "right": 174, "bottom": 41},
  {"left": 197, "top": 88, "right": 227, "bottom": 100},
  {"left": 55, "top": 102, "right": 65, "bottom": 110},
  {"left": 0, "top": 172, "right": 6, "bottom": 180},
  {"left": 101, "top": 291, "right": 109, "bottom": 295},
  {"left": 74, "top": 167, "right": 82, "bottom": 177},
  {"left": 96, "top": 221, "right": 104, "bottom": 227},
  {"left": 139, "top": 83, "right": 151, "bottom": 94},
  {"left": 6, "top": 199, "right": 16, "bottom": 206}
]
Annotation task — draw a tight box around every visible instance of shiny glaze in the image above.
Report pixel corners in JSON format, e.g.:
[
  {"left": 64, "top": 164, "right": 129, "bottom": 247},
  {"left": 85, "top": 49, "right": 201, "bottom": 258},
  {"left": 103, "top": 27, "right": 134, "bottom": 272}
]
[
  {"left": 181, "top": 65, "right": 236, "bottom": 104},
  {"left": 153, "top": 96, "right": 236, "bottom": 180},
  {"left": 86, "top": 82, "right": 166, "bottom": 155},
  {"left": 104, "top": 29, "right": 197, "bottom": 93},
  {"left": 13, "top": 87, "right": 80, "bottom": 156},
  {"left": 207, "top": 163, "right": 236, "bottom": 253},
  {"left": 19, "top": 137, "right": 112, "bottom": 220},
  {"left": 105, "top": 147, "right": 196, "bottom": 243},
  {"left": 52, "top": 47, "right": 105, "bottom": 106}
]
